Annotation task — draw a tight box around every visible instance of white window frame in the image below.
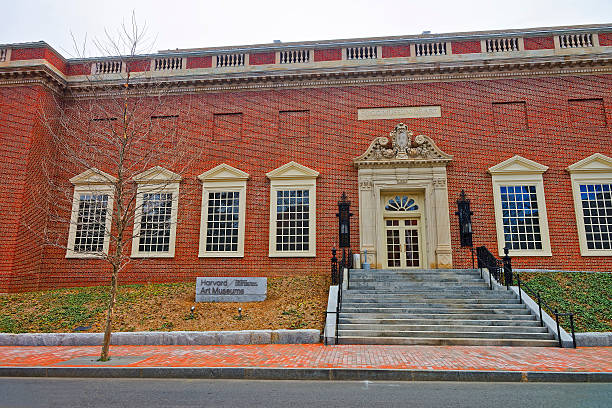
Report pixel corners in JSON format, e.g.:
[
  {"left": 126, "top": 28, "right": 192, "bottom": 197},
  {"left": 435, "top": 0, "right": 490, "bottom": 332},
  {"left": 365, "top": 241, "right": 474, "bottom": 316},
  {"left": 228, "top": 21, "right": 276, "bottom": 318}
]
[
  {"left": 488, "top": 155, "right": 552, "bottom": 257},
  {"left": 567, "top": 153, "right": 612, "bottom": 256},
  {"left": 198, "top": 164, "right": 249, "bottom": 257},
  {"left": 66, "top": 168, "right": 116, "bottom": 259},
  {"left": 266, "top": 161, "right": 319, "bottom": 257},
  {"left": 131, "top": 166, "right": 181, "bottom": 258}
]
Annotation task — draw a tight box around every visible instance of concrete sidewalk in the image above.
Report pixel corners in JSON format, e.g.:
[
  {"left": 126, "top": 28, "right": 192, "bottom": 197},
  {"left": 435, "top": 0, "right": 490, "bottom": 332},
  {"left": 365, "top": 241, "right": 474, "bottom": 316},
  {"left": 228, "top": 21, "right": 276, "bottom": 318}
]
[{"left": 1, "top": 344, "right": 611, "bottom": 382}]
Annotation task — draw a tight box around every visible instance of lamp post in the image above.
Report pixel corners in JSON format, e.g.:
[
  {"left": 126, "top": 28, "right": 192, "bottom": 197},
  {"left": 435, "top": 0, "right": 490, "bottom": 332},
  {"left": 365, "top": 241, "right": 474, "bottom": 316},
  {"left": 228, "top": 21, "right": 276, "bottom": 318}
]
[{"left": 456, "top": 190, "right": 474, "bottom": 268}]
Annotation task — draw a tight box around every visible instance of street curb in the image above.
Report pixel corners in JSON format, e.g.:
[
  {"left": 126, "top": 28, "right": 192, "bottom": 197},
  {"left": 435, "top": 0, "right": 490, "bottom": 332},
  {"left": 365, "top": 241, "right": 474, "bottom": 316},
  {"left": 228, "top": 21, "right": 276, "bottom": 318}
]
[{"left": 0, "top": 366, "right": 610, "bottom": 382}]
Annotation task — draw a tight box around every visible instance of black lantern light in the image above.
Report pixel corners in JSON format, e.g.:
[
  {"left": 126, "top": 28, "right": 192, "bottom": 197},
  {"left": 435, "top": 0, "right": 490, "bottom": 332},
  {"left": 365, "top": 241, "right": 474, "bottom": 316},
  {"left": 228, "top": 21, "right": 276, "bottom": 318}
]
[
  {"left": 337, "top": 192, "right": 353, "bottom": 248},
  {"left": 456, "top": 189, "right": 473, "bottom": 248}
]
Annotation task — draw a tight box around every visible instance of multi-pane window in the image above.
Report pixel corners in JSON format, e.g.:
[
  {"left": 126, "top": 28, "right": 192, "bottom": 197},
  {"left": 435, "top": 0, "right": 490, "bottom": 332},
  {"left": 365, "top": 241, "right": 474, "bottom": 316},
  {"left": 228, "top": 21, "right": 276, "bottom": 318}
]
[
  {"left": 205, "top": 191, "right": 240, "bottom": 252},
  {"left": 489, "top": 156, "right": 551, "bottom": 256},
  {"left": 275, "top": 189, "right": 310, "bottom": 252},
  {"left": 500, "top": 185, "right": 543, "bottom": 251},
  {"left": 138, "top": 192, "right": 173, "bottom": 253},
  {"left": 67, "top": 169, "right": 116, "bottom": 258},
  {"left": 74, "top": 194, "right": 109, "bottom": 253},
  {"left": 579, "top": 184, "right": 612, "bottom": 251}
]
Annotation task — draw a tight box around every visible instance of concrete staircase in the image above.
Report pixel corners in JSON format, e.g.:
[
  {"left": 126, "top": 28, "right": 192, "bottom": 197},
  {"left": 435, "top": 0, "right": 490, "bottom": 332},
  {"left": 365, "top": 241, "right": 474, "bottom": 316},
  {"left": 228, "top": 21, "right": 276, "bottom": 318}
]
[{"left": 338, "top": 268, "right": 557, "bottom": 346}]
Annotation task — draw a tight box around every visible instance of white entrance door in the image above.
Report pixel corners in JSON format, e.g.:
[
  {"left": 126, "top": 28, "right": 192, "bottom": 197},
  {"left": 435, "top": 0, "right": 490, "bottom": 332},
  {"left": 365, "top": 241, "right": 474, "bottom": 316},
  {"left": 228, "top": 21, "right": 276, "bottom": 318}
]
[{"left": 385, "top": 218, "right": 421, "bottom": 268}]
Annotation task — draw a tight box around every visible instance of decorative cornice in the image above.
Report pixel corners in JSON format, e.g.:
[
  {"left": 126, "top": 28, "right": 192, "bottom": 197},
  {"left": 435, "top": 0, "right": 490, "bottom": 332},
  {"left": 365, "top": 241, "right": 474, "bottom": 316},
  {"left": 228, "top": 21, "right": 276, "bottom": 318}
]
[
  {"left": 2, "top": 52, "right": 612, "bottom": 97},
  {"left": 354, "top": 123, "right": 452, "bottom": 169}
]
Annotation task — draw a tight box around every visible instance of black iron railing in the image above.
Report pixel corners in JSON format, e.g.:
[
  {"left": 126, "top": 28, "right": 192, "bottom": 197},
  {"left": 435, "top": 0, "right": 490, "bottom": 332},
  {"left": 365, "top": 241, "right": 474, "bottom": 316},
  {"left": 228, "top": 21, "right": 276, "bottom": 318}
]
[
  {"left": 516, "top": 273, "right": 577, "bottom": 348},
  {"left": 326, "top": 248, "right": 352, "bottom": 345},
  {"left": 475, "top": 245, "right": 576, "bottom": 348}
]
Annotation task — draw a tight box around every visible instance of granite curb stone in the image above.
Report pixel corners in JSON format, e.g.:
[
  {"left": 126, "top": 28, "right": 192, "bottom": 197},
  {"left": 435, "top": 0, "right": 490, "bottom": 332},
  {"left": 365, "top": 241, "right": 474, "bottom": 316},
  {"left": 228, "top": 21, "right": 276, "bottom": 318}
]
[
  {"left": 0, "top": 366, "right": 610, "bottom": 382},
  {"left": 0, "top": 329, "right": 320, "bottom": 346}
]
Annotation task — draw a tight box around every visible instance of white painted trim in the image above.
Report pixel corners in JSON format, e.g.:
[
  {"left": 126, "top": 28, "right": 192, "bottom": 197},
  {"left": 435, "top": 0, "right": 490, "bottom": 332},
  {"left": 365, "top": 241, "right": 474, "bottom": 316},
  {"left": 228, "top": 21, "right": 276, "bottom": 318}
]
[
  {"left": 198, "top": 164, "right": 249, "bottom": 258},
  {"left": 567, "top": 153, "right": 612, "bottom": 256},
  {"left": 66, "top": 184, "right": 115, "bottom": 259},
  {"left": 490, "top": 156, "right": 552, "bottom": 257},
  {"left": 130, "top": 182, "right": 180, "bottom": 258},
  {"left": 267, "top": 162, "right": 318, "bottom": 257}
]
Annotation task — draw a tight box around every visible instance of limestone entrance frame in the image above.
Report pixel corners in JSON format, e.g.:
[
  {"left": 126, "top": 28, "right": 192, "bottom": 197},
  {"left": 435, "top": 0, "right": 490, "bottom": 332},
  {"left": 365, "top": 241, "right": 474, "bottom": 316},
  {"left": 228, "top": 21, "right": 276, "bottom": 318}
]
[{"left": 353, "top": 123, "right": 453, "bottom": 269}]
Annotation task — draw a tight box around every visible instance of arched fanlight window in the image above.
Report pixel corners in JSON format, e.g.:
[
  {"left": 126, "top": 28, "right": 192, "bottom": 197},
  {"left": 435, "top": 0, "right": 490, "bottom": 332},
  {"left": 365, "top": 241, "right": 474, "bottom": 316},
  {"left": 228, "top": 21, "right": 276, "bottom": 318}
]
[{"left": 385, "top": 196, "right": 419, "bottom": 211}]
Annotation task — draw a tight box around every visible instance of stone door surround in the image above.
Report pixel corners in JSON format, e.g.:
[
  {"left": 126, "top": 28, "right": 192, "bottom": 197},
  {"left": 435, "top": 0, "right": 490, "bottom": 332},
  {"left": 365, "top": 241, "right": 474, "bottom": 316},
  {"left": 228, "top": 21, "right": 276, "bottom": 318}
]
[{"left": 353, "top": 123, "right": 453, "bottom": 269}]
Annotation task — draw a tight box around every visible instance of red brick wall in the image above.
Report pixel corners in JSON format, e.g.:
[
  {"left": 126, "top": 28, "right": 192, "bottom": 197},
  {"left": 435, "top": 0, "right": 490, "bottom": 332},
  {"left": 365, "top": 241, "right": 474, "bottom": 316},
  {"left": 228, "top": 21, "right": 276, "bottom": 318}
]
[
  {"left": 382, "top": 46, "right": 410, "bottom": 58},
  {"left": 3, "top": 74, "right": 612, "bottom": 292},
  {"left": 314, "top": 49, "right": 342, "bottom": 62},
  {"left": 186, "top": 56, "right": 212, "bottom": 69},
  {"left": 249, "top": 52, "right": 275, "bottom": 65},
  {"left": 451, "top": 41, "right": 481, "bottom": 54},
  {"left": 67, "top": 63, "right": 91, "bottom": 76},
  {"left": 524, "top": 36, "right": 555, "bottom": 50},
  {"left": 0, "top": 85, "right": 58, "bottom": 292},
  {"left": 598, "top": 33, "right": 612, "bottom": 46}
]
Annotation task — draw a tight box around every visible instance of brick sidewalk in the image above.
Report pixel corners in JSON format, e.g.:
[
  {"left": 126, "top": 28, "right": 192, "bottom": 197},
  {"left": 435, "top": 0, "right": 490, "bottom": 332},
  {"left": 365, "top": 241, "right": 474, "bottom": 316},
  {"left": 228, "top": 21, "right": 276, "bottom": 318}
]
[{"left": 1, "top": 345, "right": 611, "bottom": 373}]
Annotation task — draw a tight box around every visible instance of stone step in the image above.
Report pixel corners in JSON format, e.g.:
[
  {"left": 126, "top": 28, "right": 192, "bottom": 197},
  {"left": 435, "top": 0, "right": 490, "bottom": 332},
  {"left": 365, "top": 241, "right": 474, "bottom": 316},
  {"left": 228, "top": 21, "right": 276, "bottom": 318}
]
[
  {"left": 338, "top": 329, "right": 553, "bottom": 340},
  {"left": 351, "top": 269, "right": 480, "bottom": 274},
  {"left": 338, "top": 323, "right": 549, "bottom": 333},
  {"left": 337, "top": 337, "right": 559, "bottom": 347},
  {"left": 343, "top": 291, "right": 516, "bottom": 298},
  {"left": 341, "top": 303, "right": 525, "bottom": 310},
  {"left": 339, "top": 312, "right": 535, "bottom": 320},
  {"left": 350, "top": 278, "right": 486, "bottom": 284},
  {"left": 339, "top": 306, "right": 529, "bottom": 314},
  {"left": 338, "top": 318, "right": 541, "bottom": 326},
  {"left": 342, "top": 298, "right": 519, "bottom": 304},
  {"left": 345, "top": 289, "right": 506, "bottom": 295},
  {"left": 351, "top": 285, "right": 490, "bottom": 291}
]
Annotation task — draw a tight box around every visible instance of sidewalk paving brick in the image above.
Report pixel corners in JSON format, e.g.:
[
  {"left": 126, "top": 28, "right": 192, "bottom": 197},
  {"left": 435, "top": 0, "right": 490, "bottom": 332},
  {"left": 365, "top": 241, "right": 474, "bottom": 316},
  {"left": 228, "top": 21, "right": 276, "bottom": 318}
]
[{"left": 1, "top": 344, "right": 611, "bottom": 373}]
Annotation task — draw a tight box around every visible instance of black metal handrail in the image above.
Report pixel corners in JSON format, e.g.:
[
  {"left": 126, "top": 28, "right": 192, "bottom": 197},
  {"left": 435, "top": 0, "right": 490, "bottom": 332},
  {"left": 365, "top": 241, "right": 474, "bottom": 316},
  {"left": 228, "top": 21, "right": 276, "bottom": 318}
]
[
  {"left": 325, "top": 248, "right": 352, "bottom": 345},
  {"left": 516, "top": 273, "right": 577, "bottom": 348},
  {"left": 474, "top": 245, "right": 576, "bottom": 348}
]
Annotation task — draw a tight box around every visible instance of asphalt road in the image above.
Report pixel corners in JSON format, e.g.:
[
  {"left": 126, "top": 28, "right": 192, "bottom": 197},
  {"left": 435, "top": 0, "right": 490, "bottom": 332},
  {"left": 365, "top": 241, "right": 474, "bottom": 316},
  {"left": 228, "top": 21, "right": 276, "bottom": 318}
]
[{"left": 0, "top": 378, "right": 610, "bottom": 407}]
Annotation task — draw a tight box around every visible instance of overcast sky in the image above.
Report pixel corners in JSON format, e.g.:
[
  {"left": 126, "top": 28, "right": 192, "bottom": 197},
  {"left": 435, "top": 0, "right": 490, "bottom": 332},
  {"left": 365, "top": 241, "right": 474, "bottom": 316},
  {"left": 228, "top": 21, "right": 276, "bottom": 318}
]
[{"left": 3, "top": 0, "right": 611, "bottom": 57}]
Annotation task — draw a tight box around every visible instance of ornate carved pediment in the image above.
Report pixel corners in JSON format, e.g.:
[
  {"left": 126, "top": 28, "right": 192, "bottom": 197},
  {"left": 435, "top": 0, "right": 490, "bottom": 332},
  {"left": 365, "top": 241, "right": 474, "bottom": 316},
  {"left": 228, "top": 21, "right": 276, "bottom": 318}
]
[{"left": 354, "top": 123, "right": 452, "bottom": 168}]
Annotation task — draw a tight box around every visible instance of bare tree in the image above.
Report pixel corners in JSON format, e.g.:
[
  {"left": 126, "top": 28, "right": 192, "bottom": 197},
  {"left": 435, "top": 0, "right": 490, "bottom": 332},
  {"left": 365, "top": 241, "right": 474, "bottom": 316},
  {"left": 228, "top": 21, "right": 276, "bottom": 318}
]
[{"left": 33, "top": 14, "right": 195, "bottom": 361}]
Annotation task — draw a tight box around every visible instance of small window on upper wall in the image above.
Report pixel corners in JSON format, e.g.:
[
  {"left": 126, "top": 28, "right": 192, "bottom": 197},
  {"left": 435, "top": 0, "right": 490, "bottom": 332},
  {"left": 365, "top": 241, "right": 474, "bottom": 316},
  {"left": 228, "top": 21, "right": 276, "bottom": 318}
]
[
  {"left": 488, "top": 155, "right": 552, "bottom": 257},
  {"left": 197, "top": 164, "right": 249, "bottom": 257},
  {"left": 66, "top": 168, "right": 116, "bottom": 258},
  {"left": 131, "top": 166, "right": 182, "bottom": 258},
  {"left": 266, "top": 161, "right": 319, "bottom": 257},
  {"left": 492, "top": 102, "right": 528, "bottom": 130},
  {"left": 567, "top": 153, "right": 612, "bottom": 256},
  {"left": 568, "top": 99, "right": 606, "bottom": 128}
]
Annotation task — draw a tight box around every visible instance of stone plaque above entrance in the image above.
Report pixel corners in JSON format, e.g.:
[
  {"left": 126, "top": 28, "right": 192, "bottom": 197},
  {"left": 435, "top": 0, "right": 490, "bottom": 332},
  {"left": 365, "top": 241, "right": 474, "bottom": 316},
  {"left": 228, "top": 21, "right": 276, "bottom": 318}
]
[
  {"left": 196, "top": 277, "right": 267, "bottom": 302},
  {"left": 357, "top": 106, "right": 441, "bottom": 121}
]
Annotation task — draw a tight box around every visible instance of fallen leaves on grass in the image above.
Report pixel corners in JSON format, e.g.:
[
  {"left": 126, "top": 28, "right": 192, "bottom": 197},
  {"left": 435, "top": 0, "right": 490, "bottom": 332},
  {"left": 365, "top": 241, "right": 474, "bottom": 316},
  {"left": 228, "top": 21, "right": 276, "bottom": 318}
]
[{"left": 0, "top": 276, "right": 330, "bottom": 333}]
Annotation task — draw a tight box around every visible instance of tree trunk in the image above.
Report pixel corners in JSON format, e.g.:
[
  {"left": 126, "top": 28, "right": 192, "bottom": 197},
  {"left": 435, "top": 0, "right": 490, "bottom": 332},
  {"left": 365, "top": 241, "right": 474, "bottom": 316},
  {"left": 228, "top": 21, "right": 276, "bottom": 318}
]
[{"left": 100, "top": 264, "right": 119, "bottom": 361}]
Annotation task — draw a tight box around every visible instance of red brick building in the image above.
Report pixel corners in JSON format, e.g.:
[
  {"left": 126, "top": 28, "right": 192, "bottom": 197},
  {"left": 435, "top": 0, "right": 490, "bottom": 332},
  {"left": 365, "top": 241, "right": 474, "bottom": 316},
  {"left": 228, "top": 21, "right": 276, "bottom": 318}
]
[{"left": 1, "top": 24, "right": 611, "bottom": 293}]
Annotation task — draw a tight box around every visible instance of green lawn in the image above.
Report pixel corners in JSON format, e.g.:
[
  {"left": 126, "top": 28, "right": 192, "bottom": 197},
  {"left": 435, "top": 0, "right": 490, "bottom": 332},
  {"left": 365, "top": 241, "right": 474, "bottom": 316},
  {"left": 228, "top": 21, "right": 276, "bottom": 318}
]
[{"left": 515, "top": 272, "right": 612, "bottom": 332}]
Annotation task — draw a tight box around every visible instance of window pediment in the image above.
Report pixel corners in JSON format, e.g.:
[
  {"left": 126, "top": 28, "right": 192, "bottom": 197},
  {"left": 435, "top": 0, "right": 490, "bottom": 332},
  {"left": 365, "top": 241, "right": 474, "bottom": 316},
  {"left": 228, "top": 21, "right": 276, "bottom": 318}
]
[
  {"left": 567, "top": 153, "right": 612, "bottom": 174},
  {"left": 266, "top": 161, "right": 319, "bottom": 180},
  {"left": 70, "top": 168, "right": 117, "bottom": 185},
  {"left": 133, "top": 166, "right": 182, "bottom": 184},
  {"left": 488, "top": 155, "right": 548, "bottom": 175},
  {"left": 198, "top": 163, "right": 249, "bottom": 182}
]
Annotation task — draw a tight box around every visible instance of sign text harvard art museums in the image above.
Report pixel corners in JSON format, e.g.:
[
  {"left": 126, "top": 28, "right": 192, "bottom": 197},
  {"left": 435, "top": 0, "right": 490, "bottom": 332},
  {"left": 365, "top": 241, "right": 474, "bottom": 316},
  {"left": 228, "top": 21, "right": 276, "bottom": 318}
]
[{"left": 195, "top": 277, "right": 267, "bottom": 302}]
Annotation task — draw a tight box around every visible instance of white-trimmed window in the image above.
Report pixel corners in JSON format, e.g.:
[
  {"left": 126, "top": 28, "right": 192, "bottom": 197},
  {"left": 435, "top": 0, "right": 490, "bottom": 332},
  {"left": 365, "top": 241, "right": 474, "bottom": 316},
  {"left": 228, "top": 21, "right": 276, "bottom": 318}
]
[
  {"left": 66, "top": 168, "right": 116, "bottom": 258},
  {"left": 198, "top": 164, "right": 248, "bottom": 257},
  {"left": 488, "top": 155, "right": 552, "bottom": 256},
  {"left": 567, "top": 153, "right": 612, "bottom": 256},
  {"left": 266, "top": 161, "right": 319, "bottom": 257},
  {"left": 131, "top": 166, "right": 181, "bottom": 258}
]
